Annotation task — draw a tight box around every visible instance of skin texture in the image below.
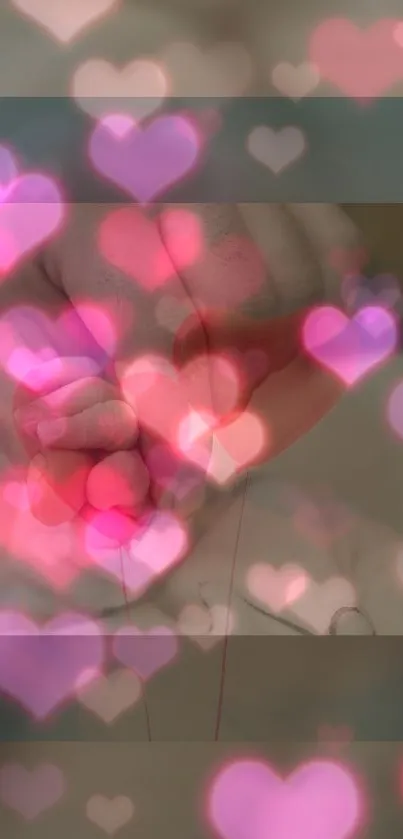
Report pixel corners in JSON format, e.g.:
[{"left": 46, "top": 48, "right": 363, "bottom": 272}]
[
  {"left": 9, "top": 203, "right": 348, "bottom": 533},
  {"left": 0, "top": 1, "right": 365, "bottom": 597}
]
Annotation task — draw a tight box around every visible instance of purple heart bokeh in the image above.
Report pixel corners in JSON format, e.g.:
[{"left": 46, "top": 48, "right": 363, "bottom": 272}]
[
  {"left": 89, "top": 113, "right": 200, "bottom": 203},
  {"left": 0, "top": 611, "right": 105, "bottom": 719},
  {"left": 113, "top": 624, "right": 179, "bottom": 680},
  {"left": 302, "top": 305, "right": 398, "bottom": 386}
]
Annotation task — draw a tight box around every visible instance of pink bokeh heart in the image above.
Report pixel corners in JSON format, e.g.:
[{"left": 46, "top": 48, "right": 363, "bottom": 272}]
[
  {"left": 118, "top": 352, "right": 267, "bottom": 483},
  {"left": 0, "top": 146, "right": 64, "bottom": 276},
  {"left": 309, "top": 18, "right": 403, "bottom": 100},
  {"left": 0, "top": 611, "right": 105, "bottom": 719},
  {"left": 83, "top": 507, "right": 188, "bottom": 596},
  {"left": 0, "top": 763, "right": 65, "bottom": 820},
  {"left": 207, "top": 758, "right": 364, "bottom": 839},
  {"left": 302, "top": 305, "right": 397, "bottom": 386},
  {"left": 246, "top": 563, "right": 309, "bottom": 614},
  {"left": 113, "top": 624, "right": 179, "bottom": 680},
  {"left": 89, "top": 113, "right": 200, "bottom": 203},
  {"left": 98, "top": 206, "right": 202, "bottom": 291}
]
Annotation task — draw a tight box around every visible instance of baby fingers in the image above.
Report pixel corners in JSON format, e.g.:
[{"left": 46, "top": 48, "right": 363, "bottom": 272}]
[{"left": 36, "top": 398, "right": 138, "bottom": 450}]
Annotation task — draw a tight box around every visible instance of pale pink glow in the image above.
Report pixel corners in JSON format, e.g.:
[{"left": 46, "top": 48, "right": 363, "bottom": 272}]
[
  {"left": 99, "top": 207, "right": 200, "bottom": 290},
  {"left": 3, "top": 481, "right": 31, "bottom": 511},
  {"left": 178, "top": 603, "right": 235, "bottom": 651},
  {"left": 119, "top": 351, "right": 264, "bottom": 481},
  {"left": 0, "top": 189, "right": 65, "bottom": 274},
  {"left": 177, "top": 409, "right": 217, "bottom": 452},
  {"left": 7, "top": 347, "right": 59, "bottom": 386},
  {"left": 86, "top": 795, "right": 135, "bottom": 833},
  {"left": 246, "top": 563, "right": 309, "bottom": 614},
  {"left": 207, "top": 757, "right": 365, "bottom": 839},
  {"left": 99, "top": 208, "right": 175, "bottom": 290},
  {"left": 0, "top": 310, "right": 63, "bottom": 384},
  {"left": 72, "top": 57, "right": 168, "bottom": 123},
  {"left": 12, "top": 0, "right": 121, "bottom": 45},
  {"left": 159, "top": 207, "right": 203, "bottom": 267},
  {"left": 3, "top": 298, "right": 116, "bottom": 394},
  {"left": 84, "top": 509, "right": 188, "bottom": 596},
  {"left": 205, "top": 411, "right": 267, "bottom": 485},
  {"left": 74, "top": 301, "right": 118, "bottom": 356},
  {"left": 76, "top": 668, "right": 143, "bottom": 723},
  {"left": 119, "top": 351, "right": 240, "bottom": 421},
  {"left": 309, "top": 18, "right": 403, "bottom": 99},
  {"left": 113, "top": 624, "right": 180, "bottom": 681},
  {"left": 0, "top": 763, "right": 66, "bottom": 820}
]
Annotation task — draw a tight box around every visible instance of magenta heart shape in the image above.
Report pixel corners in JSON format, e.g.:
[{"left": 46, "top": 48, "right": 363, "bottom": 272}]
[
  {"left": 302, "top": 305, "right": 397, "bottom": 385},
  {"left": 208, "top": 759, "right": 363, "bottom": 839},
  {"left": 113, "top": 624, "right": 179, "bottom": 680},
  {"left": 0, "top": 170, "right": 63, "bottom": 274},
  {"left": 0, "top": 611, "right": 105, "bottom": 719},
  {"left": 88, "top": 113, "right": 200, "bottom": 203}
]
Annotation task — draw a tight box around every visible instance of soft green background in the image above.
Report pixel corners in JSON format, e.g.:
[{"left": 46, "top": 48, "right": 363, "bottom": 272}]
[{"left": 344, "top": 205, "right": 403, "bottom": 277}]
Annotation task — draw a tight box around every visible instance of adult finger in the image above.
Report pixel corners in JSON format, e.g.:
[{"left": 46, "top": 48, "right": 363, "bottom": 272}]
[{"left": 174, "top": 308, "right": 306, "bottom": 410}]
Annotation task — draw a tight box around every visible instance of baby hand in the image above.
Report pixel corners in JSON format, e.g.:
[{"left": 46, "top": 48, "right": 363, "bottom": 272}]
[{"left": 13, "top": 357, "right": 150, "bottom": 526}]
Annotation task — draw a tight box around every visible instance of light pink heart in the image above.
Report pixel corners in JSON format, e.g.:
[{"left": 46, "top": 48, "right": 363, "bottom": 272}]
[
  {"left": 86, "top": 795, "right": 135, "bottom": 834},
  {"left": 246, "top": 563, "right": 309, "bottom": 614},
  {"left": 77, "top": 668, "right": 142, "bottom": 723},
  {"left": 309, "top": 18, "right": 403, "bottom": 99},
  {"left": 208, "top": 758, "right": 363, "bottom": 839},
  {"left": 177, "top": 603, "right": 234, "bottom": 651},
  {"left": 113, "top": 625, "right": 179, "bottom": 680},
  {"left": 72, "top": 58, "right": 168, "bottom": 121},
  {"left": 0, "top": 162, "right": 63, "bottom": 275},
  {"left": 84, "top": 509, "right": 188, "bottom": 596},
  {"left": 0, "top": 763, "right": 65, "bottom": 820}
]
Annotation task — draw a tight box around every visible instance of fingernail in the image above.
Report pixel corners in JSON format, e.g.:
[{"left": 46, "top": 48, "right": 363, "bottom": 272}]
[{"left": 37, "top": 418, "right": 65, "bottom": 445}]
